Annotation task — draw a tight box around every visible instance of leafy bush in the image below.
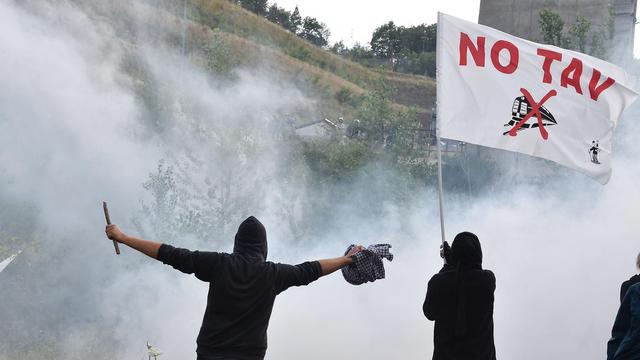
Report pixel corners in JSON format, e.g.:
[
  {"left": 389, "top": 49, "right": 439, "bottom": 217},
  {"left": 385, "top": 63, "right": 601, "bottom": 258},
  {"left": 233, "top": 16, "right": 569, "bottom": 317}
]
[
  {"left": 335, "top": 87, "right": 354, "bottom": 105},
  {"left": 288, "top": 45, "right": 311, "bottom": 61}
]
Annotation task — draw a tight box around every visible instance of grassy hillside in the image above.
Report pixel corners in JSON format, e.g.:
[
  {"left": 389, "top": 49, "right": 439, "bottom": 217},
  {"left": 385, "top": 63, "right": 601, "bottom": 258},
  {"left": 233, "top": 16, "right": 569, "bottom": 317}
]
[{"left": 125, "top": 0, "right": 436, "bottom": 124}]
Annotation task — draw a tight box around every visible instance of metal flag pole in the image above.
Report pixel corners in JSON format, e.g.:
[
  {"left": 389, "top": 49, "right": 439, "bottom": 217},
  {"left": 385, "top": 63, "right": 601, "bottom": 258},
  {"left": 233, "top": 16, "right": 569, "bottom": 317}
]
[
  {"left": 435, "top": 110, "right": 446, "bottom": 246},
  {"left": 435, "top": 12, "right": 446, "bottom": 247}
]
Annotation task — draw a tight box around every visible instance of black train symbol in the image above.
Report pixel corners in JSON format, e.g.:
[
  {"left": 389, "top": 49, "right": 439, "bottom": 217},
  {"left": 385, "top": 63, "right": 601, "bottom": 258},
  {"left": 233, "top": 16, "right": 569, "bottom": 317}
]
[{"left": 504, "top": 95, "right": 557, "bottom": 134}]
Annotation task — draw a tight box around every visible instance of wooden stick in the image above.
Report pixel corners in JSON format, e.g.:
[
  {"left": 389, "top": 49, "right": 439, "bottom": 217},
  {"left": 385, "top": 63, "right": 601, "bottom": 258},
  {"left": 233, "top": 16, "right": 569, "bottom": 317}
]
[{"left": 103, "top": 201, "right": 120, "bottom": 255}]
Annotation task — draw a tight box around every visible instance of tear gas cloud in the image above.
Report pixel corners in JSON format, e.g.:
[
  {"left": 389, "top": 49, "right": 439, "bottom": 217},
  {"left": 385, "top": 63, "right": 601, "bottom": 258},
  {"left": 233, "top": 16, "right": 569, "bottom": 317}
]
[{"left": 1, "top": 1, "right": 639, "bottom": 359}]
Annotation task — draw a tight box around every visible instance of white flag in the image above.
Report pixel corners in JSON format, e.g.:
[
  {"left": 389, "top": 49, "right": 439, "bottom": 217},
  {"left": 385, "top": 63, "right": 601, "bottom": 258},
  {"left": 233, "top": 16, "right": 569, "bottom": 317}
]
[{"left": 437, "top": 13, "right": 638, "bottom": 184}]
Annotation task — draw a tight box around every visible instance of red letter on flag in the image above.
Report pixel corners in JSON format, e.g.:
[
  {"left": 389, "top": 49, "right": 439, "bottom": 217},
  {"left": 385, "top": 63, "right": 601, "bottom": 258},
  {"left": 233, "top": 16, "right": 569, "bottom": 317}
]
[
  {"left": 560, "top": 58, "right": 584, "bottom": 94},
  {"left": 459, "top": 32, "right": 485, "bottom": 67},
  {"left": 589, "top": 69, "right": 616, "bottom": 101},
  {"left": 537, "top": 48, "right": 562, "bottom": 83},
  {"left": 490, "top": 40, "right": 519, "bottom": 74}
]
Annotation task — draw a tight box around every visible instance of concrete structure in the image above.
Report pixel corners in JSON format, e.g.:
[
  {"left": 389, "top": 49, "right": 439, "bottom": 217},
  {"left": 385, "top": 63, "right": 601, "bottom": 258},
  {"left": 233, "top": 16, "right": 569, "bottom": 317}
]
[
  {"left": 478, "top": 0, "right": 637, "bottom": 62},
  {"left": 294, "top": 119, "right": 341, "bottom": 139},
  {"left": 612, "top": 0, "right": 638, "bottom": 62}
]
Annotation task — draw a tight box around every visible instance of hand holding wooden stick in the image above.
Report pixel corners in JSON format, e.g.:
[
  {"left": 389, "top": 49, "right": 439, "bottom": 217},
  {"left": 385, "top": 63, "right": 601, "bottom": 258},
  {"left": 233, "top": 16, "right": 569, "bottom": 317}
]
[{"left": 103, "top": 201, "right": 120, "bottom": 255}]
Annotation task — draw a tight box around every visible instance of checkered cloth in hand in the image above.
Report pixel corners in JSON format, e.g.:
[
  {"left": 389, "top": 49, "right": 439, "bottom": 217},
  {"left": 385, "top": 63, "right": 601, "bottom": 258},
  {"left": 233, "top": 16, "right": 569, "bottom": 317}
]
[{"left": 341, "top": 244, "right": 393, "bottom": 285}]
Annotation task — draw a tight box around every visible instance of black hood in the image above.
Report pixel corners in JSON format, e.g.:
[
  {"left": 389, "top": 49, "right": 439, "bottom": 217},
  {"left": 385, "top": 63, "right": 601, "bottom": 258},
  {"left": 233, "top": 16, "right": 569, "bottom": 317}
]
[
  {"left": 233, "top": 216, "right": 267, "bottom": 260},
  {"left": 451, "top": 232, "right": 482, "bottom": 266}
]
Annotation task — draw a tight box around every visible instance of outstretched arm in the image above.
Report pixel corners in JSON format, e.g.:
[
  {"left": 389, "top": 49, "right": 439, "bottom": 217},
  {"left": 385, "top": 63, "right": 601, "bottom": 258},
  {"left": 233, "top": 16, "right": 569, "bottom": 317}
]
[
  {"left": 105, "top": 224, "right": 222, "bottom": 281},
  {"left": 318, "top": 245, "right": 364, "bottom": 276},
  {"left": 274, "top": 245, "right": 365, "bottom": 293},
  {"left": 105, "top": 224, "right": 160, "bottom": 259}
]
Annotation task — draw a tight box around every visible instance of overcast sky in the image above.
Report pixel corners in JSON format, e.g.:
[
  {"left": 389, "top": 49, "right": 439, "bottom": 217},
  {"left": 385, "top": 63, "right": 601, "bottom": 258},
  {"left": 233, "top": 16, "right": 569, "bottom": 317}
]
[
  {"left": 273, "top": 0, "right": 640, "bottom": 57},
  {"left": 274, "top": 0, "right": 481, "bottom": 46}
]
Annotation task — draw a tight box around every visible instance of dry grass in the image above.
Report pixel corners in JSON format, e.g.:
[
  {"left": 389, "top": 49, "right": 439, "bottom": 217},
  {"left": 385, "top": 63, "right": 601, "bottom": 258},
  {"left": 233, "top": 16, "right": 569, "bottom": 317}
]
[
  {"left": 189, "top": 0, "right": 435, "bottom": 112},
  {"left": 123, "top": 0, "right": 435, "bottom": 120}
]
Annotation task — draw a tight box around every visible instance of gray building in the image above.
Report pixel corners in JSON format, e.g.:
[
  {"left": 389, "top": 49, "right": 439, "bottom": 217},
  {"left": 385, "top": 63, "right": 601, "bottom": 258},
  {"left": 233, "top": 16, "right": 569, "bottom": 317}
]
[
  {"left": 294, "top": 118, "right": 343, "bottom": 139},
  {"left": 612, "top": 0, "right": 638, "bottom": 61},
  {"left": 478, "top": 0, "right": 637, "bottom": 62}
]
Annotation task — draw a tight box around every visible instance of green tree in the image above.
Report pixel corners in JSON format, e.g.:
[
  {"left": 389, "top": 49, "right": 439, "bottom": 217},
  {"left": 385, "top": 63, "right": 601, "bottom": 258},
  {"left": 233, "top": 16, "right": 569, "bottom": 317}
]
[
  {"left": 330, "top": 40, "right": 348, "bottom": 56},
  {"left": 538, "top": 9, "right": 610, "bottom": 59},
  {"left": 202, "top": 29, "right": 238, "bottom": 75},
  {"left": 539, "top": 9, "right": 565, "bottom": 46},
  {"left": 299, "top": 16, "right": 330, "bottom": 47},
  {"left": 370, "top": 21, "right": 401, "bottom": 58},
  {"left": 236, "top": 0, "right": 268, "bottom": 16},
  {"left": 398, "top": 23, "right": 437, "bottom": 53},
  {"left": 569, "top": 16, "right": 590, "bottom": 53},
  {"left": 134, "top": 161, "right": 184, "bottom": 241},
  {"left": 289, "top": 6, "right": 302, "bottom": 34},
  {"left": 356, "top": 78, "right": 395, "bottom": 146},
  {"left": 302, "top": 140, "right": 371, "bottom": 181},
  {"left": 346, "top": 42, "right": 374, "bottom": 60},
  {"left": 265, "top": 3, "right": 292, "bottom": 30},
  {"left": 395, "top": 51, "right": 436, "bottom": 77}
]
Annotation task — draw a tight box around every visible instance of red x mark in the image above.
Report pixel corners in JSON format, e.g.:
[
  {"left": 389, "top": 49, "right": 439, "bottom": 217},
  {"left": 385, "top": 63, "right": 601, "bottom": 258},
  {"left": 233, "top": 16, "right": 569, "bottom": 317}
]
[{"left": 508, "top": 88, "right": 557, "bottom": 140}]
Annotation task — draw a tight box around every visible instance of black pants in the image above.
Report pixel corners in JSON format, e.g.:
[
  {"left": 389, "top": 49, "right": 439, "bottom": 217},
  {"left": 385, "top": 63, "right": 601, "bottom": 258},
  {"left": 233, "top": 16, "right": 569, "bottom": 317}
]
[{"left": 197, "top": 355, "right": 263, "bottom": 360}]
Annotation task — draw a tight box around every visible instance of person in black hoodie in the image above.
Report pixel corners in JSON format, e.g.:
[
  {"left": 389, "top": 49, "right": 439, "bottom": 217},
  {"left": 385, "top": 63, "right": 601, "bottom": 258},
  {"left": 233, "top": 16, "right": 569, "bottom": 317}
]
[
  {"left": 608, "top": 283, "right": 640, "bottom": 360},
  {"left": 423, "top": 232, "right": 496, "bottom": 360},
  {"left": 105, "top": 216, "right": 363, "bottom": 360},
  {"left": 619, "top": 253, "right": 640, "bottom": 302}
]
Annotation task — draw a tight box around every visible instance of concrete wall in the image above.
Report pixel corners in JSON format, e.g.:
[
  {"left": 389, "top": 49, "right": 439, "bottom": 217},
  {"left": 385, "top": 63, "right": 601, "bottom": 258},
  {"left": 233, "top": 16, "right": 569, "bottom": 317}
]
[
  {"left": 478, "top": 0, "right": 637, "bottom": 62},
  {"left": 612, "top": 0, "right": 637, "bottom": 61},
  {"left": 294, "top": 122, "right": 333, "bottom": 139}
]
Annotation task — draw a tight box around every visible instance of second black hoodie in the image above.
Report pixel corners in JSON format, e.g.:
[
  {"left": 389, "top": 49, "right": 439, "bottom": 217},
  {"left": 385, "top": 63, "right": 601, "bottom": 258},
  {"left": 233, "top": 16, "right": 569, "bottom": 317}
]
[
  {"left": 423, "top": 232, "right": 496, "bottom": 360},
  {"left": 157, "top": 216, "right": 322, "bottom": 360},
  {"left": 621, "top": 274, "right": 640, "bottom": 303}
]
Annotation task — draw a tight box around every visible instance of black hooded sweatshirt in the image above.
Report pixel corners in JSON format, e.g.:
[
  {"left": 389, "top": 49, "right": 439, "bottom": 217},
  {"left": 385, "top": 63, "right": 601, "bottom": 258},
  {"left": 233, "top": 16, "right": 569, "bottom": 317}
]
[
  {"left": 157, "top": 216, "right": 322, "bottom": 360},
  {"left": 423, "top": 232, "right": 496, "bottom": 360},
  {"left": 621, "top": 274, "right": 640, "bottom": 303}
]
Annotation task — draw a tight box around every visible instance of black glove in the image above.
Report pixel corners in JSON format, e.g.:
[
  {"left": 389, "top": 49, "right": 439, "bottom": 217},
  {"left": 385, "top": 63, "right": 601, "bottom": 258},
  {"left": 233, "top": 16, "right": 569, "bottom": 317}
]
[{"left": 440, "top": 241, "right": 451, "bottom": 264}]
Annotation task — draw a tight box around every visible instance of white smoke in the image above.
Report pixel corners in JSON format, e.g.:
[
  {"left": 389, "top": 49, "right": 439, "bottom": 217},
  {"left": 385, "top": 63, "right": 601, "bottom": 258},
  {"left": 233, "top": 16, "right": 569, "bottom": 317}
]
[{"left": 0, "top": 1, "right": 639, "bottom": 360}]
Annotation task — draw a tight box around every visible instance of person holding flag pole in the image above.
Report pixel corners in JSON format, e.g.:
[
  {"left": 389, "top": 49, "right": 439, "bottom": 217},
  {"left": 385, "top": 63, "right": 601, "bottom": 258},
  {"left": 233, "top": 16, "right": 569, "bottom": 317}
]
[{"left": 424, "top": 11, "right": 638, "bottom": 360}]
